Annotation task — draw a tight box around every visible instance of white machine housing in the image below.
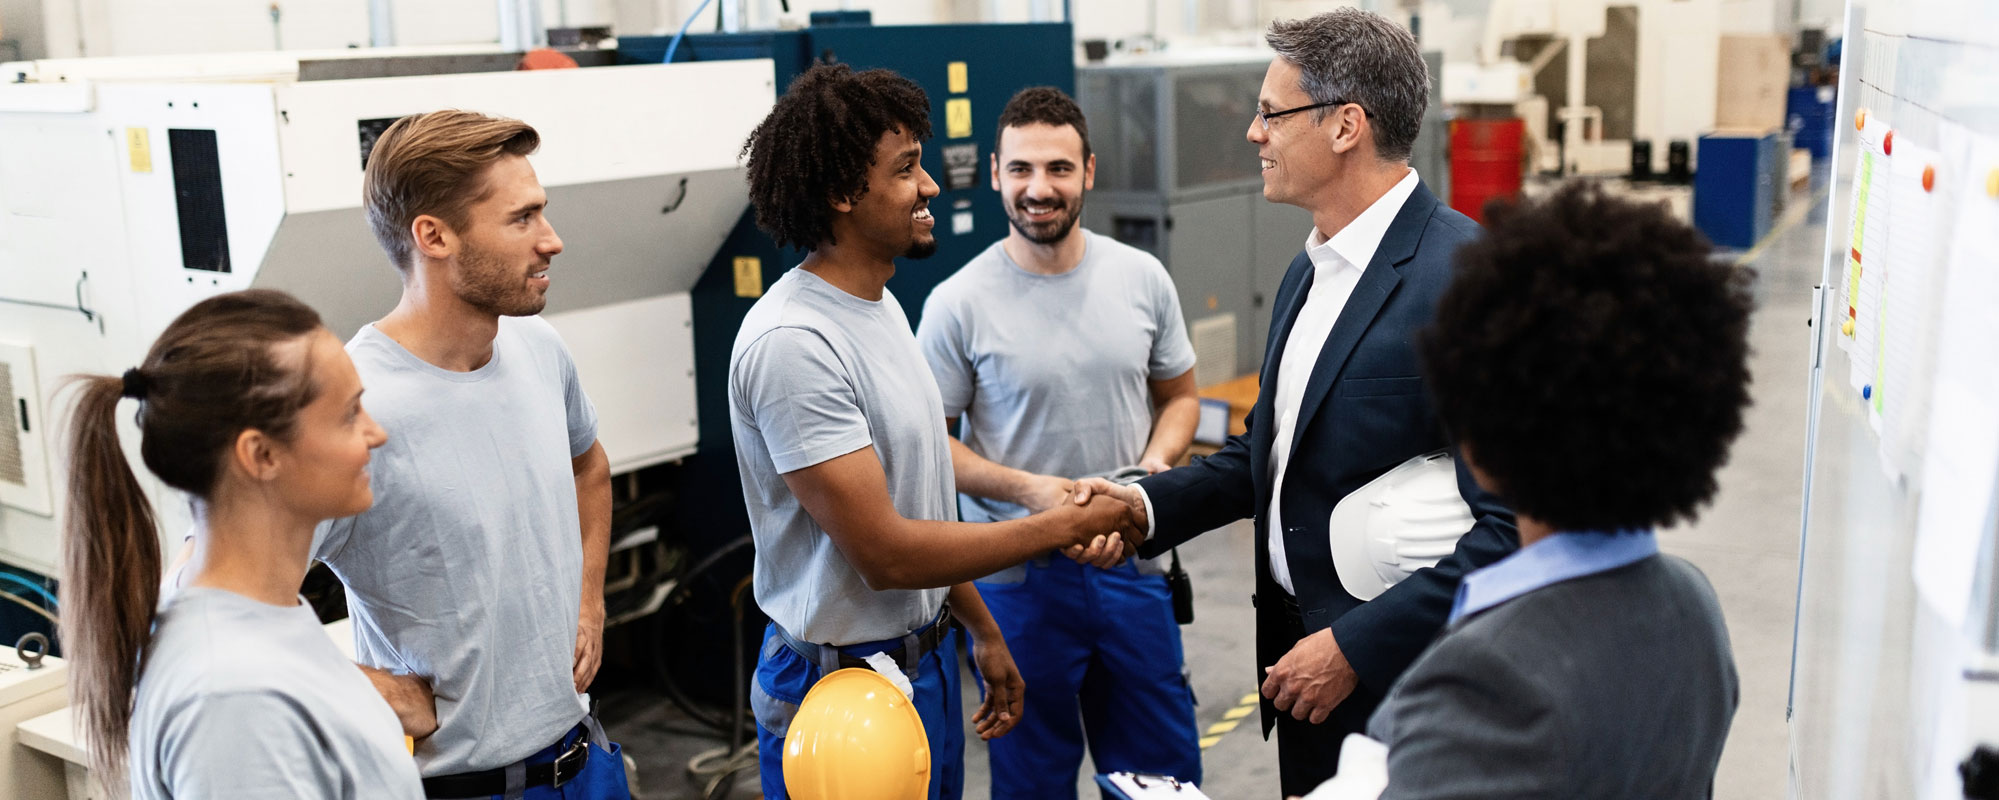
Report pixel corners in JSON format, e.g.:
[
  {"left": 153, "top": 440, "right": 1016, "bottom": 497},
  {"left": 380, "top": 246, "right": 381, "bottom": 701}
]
[{"left": 0, "top": 52, "right": 776, "bottom": 575}]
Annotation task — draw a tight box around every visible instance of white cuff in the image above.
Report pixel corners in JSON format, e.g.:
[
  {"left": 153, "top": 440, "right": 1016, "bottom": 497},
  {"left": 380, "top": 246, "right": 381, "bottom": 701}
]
[{"left": 1135, "top": 483, "right": 1158, "bottom": 538}]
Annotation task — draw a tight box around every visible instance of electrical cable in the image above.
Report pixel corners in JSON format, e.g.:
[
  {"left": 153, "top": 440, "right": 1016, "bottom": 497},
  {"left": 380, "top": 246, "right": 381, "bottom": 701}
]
[
  {"left": 687, "top": 575, "right": 758, "bottom": 800},
  {"left": 652, "top": 534, "right": 758, "bottom": 737},
  {"left": 0, "top": 588, "right": 60, "bottom": 629},
  {"left": 661, "top": 0, "right": 717, "bottom": 65},
  {"left": 0, "top": 573, "right": 57, "bottom": 609}
]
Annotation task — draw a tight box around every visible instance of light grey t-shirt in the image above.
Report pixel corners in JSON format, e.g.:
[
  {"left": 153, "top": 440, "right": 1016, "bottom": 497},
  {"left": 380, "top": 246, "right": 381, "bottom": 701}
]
[
  {"left": 313, "top": 316, "right": 599, "bottom": 776},
  {"left": 729, "top": 268, "right": 954, "bottom": 646},
  {"left": 130, "top": 588, "right": 424, "bottom": 800},
  {"left": 918, "top": 230, "right": 1196, "bottom": 525}
]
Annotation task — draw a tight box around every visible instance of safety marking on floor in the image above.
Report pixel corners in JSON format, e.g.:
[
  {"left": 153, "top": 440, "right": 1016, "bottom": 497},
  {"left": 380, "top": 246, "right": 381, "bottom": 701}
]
[{"left": 1198, "top": 692, "right": 1263, "bottom": 749}]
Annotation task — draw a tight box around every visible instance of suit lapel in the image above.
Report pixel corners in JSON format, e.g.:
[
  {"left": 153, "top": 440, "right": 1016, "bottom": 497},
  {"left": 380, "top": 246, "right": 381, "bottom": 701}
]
[
  {"left": 1253, "top": 252, "right": 1315, "bottom": 490},
  {"left": 1284, "top": 183, "right": 1438, "bottom": 469}
]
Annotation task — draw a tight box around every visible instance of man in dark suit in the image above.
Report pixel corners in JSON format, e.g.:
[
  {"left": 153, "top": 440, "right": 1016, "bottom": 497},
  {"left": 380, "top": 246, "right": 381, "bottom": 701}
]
[{"left": 1073, "top": 9, "right": 1518, "bottom": 795}]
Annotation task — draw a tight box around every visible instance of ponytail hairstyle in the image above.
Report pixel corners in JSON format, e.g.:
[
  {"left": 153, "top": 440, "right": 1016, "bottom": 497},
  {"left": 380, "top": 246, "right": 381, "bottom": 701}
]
[{"left": 60, "top": 289, "right": 324, "bottom": 781}]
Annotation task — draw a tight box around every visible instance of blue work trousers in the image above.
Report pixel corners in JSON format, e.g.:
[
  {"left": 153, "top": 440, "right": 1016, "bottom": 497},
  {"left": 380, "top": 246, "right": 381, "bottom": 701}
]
[
  {"left": 975, "top": 557, "right": 1201, "bottom": 799},
  {"left": 752, "top": 619, "right": 965, "bottom": 800}
]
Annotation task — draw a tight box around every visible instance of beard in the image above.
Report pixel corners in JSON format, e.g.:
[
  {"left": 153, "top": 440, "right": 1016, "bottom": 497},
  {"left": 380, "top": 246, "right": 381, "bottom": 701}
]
[
  {"left": 1004, "top": 194, "right": 1084, "bottom": 245},
  {"left": 904, "top": 233, "right": 938, "bottom": 260},
  {"left": 453, "top": 240, "right": 547, "bottom": 317}
]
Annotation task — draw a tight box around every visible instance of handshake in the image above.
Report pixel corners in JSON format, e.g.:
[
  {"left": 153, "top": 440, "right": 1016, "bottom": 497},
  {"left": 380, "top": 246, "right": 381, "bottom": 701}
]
[{"left": 1023, "top": 471, "right": 1157, "bottom": 569}]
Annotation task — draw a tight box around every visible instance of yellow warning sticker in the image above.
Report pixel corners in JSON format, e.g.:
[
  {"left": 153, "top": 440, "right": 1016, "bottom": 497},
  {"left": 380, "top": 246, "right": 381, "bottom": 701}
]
[
  {"left": 126, "top": 127, "right": 152, "bottom": 173},
  {"left": 733, "top": 256, "right": 763, "bottom": 298},
  {"left": 946, "top": 98, "right": 973, "bottom": 139},
  {"left": 947, "top": 61, "right": 968, "bottom": 94}
]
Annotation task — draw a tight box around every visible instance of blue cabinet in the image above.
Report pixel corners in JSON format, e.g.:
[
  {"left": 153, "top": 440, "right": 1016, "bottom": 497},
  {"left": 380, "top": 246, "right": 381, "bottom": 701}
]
[{"left": 1694, "top": 131, "right": 1785, "bottom": 249}]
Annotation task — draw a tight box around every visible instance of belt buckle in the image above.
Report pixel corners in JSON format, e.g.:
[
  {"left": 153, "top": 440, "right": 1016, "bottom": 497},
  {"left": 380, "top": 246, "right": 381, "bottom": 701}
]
[{"left": 551, "top": 739, "right": 588, "bottom": 788}]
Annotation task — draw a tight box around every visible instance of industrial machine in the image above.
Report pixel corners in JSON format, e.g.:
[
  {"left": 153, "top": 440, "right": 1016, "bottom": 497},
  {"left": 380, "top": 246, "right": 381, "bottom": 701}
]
[
  {"left": 0, "top": 45, "right": 775, "bottom": 613},
  {"left": 0, "top": 12, "right": 1081, "bottom": 725},
  {"left": 1443, "top": 0, "right": 1723, "bottom": 176}
]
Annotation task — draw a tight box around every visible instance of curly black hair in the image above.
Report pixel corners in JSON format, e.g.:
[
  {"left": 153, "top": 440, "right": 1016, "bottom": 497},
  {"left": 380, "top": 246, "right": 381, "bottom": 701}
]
[
  {"left": 1419, "top": 182, "right": 1756, "bottom": 533},
  {"left": 995, "top": 86, "right": 1091, "bottom": 160},
  {"left": 741, "top": 63, "right": 932, "bottom": 250}
]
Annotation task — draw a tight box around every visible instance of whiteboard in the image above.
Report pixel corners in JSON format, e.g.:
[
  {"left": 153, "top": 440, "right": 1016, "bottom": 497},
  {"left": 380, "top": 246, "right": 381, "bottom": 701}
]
[{"left": 1791, "top": 2, "right": 1999, "bottom": 799}]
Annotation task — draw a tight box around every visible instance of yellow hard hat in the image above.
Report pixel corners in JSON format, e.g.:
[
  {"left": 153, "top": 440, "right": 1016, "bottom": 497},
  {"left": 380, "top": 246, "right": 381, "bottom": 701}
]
[{"left": 783, "top": 668, "right": 931, "bottom": 800}]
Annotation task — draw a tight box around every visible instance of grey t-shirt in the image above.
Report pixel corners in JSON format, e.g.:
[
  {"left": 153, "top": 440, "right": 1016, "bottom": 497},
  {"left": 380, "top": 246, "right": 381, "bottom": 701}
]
[
  {"left": 729, "top": 268, "right": 954, "bottom": 646},
  {"left": 313, "top": 317, "right": 599, "bottom": 776},
  {"left": 130, "top": 588, "right": 424, "bottom": 800},
  {"left": 919, "top": 230, "right": 1196, "bottom": 524}
]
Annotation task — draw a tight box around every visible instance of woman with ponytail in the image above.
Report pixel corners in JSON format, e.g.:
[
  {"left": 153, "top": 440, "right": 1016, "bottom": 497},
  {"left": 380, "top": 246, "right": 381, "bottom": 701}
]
[{"left": 59, "top": 289, "right": 423, "bottom": 799}]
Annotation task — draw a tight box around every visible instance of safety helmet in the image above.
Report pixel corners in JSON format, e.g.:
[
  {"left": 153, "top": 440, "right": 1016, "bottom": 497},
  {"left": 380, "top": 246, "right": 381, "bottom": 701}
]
[
  {"left": 782, "top": 668, "right": 931, "bottom": 800},
  {"left": 1328, "top": 450, "right": 1474, "bottom": 601}
]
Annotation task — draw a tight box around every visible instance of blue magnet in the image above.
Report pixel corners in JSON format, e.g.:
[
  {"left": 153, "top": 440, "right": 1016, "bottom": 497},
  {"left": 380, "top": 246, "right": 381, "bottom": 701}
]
[{"left": 1862, "top": 385, "right": 1872, "bottom": 400}]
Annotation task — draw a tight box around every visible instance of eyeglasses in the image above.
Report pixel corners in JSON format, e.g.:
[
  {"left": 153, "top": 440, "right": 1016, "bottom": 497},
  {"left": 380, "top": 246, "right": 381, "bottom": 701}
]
[{"left": 1256, "top": 100, "right": 1369, "bottom": 131}]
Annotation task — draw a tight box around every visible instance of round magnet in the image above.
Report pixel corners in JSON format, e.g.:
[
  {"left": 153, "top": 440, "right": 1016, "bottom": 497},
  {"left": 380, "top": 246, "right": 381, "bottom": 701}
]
[
  {"left": 1922, "top": 165, "right": 1936, "bottom": 192},
  {"left": 1862, "top": 385, "right": 1872, "bottom": 401},
  {"left": 1884, "top": 130, "right": 1895, "bottom": 156},
  {"left": 1841, "top": 318, "right": 1855, "bottom": 336},
  {"left": 1855, "top": 109, "right": 1867, "bottom": 130},
  {"left": 1988, "top": 168, "right": 1999, "bottom": 198}
]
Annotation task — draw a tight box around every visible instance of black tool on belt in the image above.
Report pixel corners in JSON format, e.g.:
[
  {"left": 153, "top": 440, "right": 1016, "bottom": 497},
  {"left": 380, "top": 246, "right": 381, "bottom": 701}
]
[{"left": 1166, "top": 548, "right": 1196, "bottom": 625}]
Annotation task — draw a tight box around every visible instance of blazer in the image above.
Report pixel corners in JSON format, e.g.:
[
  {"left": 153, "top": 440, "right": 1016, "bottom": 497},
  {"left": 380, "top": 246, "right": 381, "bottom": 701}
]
[
  {"left": 1367, "top": 554, "right": 1739, "bottom": 799},
  {"left": 1135, "top": 180, "right": 1519, "bottom": 735}
]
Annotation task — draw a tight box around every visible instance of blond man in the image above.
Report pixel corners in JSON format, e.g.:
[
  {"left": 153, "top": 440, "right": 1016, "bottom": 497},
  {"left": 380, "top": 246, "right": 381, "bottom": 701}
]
[{"left": 321, "top": 110, "right": 626, "bottom": 799}]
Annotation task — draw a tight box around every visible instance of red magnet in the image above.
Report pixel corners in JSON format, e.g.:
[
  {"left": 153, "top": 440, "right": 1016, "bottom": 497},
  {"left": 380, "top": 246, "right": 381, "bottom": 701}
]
[
  {"left": 1884, "top": 130, "right": 1895, "bottom": 155},
  {"left": 1923, "top": 165, "right": 1936, "bottom": 192}
]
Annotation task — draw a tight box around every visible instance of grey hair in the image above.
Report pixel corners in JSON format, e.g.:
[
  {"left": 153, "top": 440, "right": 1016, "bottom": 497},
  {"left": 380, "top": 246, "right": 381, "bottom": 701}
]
[{"left": 1265, "top": 9, "right": 1429, "bottom": 163}]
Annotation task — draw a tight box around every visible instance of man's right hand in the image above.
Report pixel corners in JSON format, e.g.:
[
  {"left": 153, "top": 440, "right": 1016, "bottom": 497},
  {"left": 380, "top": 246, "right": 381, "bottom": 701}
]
[
  {"left": 360, "top": 665, "right": 439, "bottom": 740},
  {"left": 1058, "top": 479, "right": 1149, "bottom": 567}
]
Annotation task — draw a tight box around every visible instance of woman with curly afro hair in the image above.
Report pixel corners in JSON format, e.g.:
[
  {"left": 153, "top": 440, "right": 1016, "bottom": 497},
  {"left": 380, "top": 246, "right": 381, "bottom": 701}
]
[
  {"left": 1348, "top": 181, "right": 1753, "bottom": 799},
  {"left": 727, "top": 64, "right": 1140, "bottom": 800}
]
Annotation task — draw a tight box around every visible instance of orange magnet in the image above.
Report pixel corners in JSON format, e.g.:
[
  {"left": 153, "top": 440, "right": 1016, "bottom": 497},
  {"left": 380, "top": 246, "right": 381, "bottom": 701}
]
[
  {"left": 1923, "top": 165, "right": 1935, "bottom": 192},
  {"left": 1855, "top": 109, "right": 1867, "bottom": 130},
  {"left": 1884, "top": 130, "right": 1895, "bottom": 155}
]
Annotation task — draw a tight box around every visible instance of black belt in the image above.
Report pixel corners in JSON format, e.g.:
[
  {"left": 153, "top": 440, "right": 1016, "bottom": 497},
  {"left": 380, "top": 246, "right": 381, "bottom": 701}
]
[
  {"left": 421, "top": 735, "right": 589, "bottom": 798},
  {"left": 775, "top": 602, "right": 955, "bottom": 673}
]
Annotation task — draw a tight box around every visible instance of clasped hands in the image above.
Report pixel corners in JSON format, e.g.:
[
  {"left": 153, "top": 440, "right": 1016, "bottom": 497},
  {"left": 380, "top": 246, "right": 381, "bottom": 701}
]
[{"left": 1016, "top": 469, "right": 1157, "bottom": 570}]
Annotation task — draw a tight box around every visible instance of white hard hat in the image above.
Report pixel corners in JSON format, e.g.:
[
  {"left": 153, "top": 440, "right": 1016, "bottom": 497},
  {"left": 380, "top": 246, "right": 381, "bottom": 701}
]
[{"left": 1328, "top": 450, "right": 1474, "bottom": 601}]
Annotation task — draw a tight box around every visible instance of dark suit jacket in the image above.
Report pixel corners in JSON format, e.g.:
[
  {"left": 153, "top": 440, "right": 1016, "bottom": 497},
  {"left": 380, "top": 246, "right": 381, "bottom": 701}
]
[
  {"left": 1367, "top": 554, "right": 1739, "bottom": 798},
  {"left": 1135, "top": 180, "right": 1519, "bottom": 735}
]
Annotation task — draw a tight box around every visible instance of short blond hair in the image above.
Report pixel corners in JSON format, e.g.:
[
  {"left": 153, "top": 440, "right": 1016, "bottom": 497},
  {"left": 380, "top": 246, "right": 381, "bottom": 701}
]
[{"left": 363, "top": 110, "right": 540, "bottom": 271}]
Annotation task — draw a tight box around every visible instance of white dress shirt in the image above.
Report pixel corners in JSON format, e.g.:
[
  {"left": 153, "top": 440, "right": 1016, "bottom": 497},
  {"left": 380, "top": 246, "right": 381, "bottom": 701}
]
[{"left": 1137, "top": 169, "right": 1419, "bottom": 596}]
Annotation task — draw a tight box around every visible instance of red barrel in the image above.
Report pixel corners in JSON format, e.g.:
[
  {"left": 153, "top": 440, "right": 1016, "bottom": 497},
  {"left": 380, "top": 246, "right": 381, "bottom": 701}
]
[{"left": 1449, "top": 118, "right": 1525, "bottom": 223}]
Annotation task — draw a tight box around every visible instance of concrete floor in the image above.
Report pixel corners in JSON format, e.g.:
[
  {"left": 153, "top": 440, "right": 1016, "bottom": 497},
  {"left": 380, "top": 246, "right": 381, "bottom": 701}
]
[{"left": 601, "top": 187, "right": 1828, "bottom": 799}]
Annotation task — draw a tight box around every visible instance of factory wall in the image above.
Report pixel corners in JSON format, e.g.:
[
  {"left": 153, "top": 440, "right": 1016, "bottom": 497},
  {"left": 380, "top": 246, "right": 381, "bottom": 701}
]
[{"left": 0, "top": 0, "right": 1298, "bottom": 60}]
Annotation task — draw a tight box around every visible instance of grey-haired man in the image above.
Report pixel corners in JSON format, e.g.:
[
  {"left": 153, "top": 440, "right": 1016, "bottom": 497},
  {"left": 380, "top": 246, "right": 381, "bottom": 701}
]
[{"left": 1075, "top": 10, "right": 1519, "bottom": 794}]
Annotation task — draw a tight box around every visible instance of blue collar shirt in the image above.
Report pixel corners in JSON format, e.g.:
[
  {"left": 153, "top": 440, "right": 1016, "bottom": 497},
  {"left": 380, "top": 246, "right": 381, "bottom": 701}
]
[{"left": 1448, "top": 530, "right": 1660, "bottom": 624}]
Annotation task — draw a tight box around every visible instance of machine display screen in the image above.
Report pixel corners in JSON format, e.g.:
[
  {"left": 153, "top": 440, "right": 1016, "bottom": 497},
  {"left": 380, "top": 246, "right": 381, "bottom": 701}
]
[{"left": 168, "top": 128, "right": 231, "bottom": 273}]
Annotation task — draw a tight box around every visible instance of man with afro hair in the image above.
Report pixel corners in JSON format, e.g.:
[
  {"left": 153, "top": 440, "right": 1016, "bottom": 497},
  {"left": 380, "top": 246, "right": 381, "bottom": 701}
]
[
  {"left": 727, "top": 64, "right": 1141, "bottom": 800},
  {"left": 1350, "top": 181, "right": 1747, "bottom": 797}
]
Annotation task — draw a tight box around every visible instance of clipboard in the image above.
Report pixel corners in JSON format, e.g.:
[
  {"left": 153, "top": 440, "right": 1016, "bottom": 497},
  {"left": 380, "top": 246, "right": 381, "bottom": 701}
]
[{"left": 1095, "top": 772, "right": 1213, "bottom": 799}]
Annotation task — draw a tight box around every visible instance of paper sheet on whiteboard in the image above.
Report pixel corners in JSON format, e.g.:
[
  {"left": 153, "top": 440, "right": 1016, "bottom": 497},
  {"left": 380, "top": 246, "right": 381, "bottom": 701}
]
[
  {"left": 1877, "top": 139, "right": 1950, "bottom": 479},
  {"left": 1845, "top": 121, "right": 1892, "bottom": 400},
  {"left": 1911, "top": 132, "right": 1999, "bottom": 629}
]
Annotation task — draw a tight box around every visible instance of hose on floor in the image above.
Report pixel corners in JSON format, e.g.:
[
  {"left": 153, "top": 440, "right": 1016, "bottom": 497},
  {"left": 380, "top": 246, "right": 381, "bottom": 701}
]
[{"left": 685, "top": 575, "right": 758, "bottom": 799}]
